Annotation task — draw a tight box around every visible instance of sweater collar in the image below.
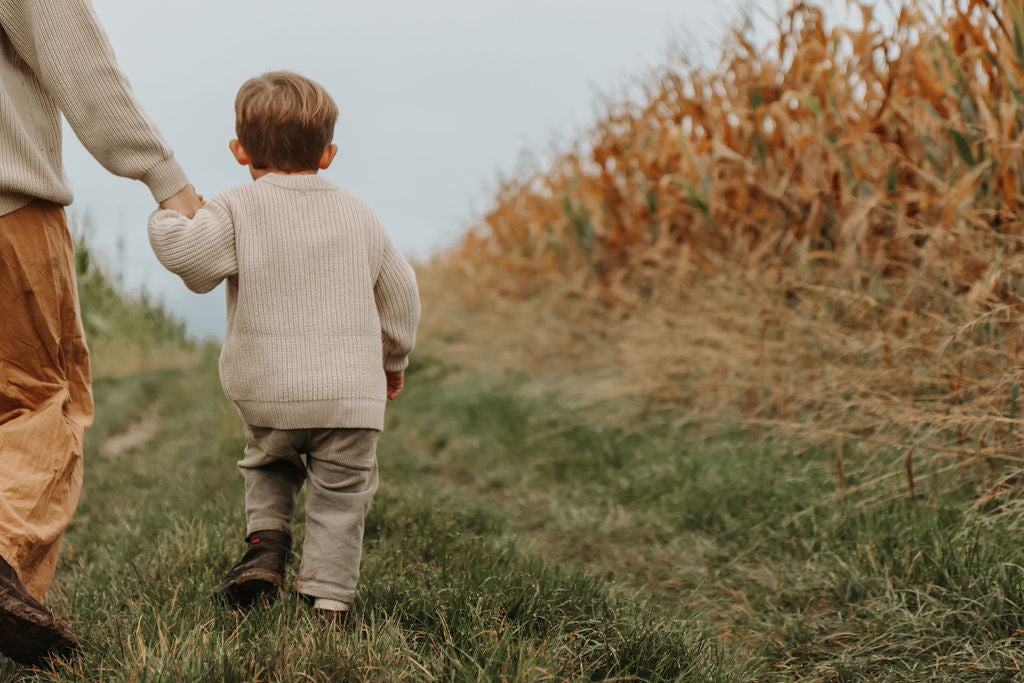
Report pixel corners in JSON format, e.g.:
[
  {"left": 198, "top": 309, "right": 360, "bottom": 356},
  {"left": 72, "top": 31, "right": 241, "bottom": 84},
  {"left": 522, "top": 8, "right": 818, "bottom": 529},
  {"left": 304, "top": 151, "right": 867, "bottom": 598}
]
[{"left": 255, "top": 173, "right": 338, "bottom": 191}]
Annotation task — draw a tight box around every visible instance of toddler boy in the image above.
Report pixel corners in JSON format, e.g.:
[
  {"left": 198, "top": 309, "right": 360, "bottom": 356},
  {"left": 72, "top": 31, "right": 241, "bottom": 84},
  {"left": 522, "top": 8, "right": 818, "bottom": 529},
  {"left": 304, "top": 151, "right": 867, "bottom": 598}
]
[{"left": 148, "top": 71, "right": 420, "bottom": 625}]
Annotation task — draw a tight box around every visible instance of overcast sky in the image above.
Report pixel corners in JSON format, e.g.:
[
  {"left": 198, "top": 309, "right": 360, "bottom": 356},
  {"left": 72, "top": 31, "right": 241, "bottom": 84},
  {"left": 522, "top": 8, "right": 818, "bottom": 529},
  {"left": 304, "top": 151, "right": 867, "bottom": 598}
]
[{"left": 65, "top": 0, "right": 759, "bottom": 336}]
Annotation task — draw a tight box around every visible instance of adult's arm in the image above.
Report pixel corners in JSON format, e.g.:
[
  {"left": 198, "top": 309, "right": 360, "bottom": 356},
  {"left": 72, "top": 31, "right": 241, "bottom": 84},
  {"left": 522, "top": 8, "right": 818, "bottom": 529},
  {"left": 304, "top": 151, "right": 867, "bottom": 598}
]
[{"left": 0, "top": 0, "right": 189, "bottom": 202}]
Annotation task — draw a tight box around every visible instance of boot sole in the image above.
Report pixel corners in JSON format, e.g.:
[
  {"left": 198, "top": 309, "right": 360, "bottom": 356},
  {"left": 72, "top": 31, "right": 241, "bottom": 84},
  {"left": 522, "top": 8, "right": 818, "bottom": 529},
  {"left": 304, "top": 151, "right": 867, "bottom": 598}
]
[
  {"left": 216, "top": 568, "right": 283, "bottom": 609},
  {"left": 0, "top": 591, "right": 79, "bottom": 666}
]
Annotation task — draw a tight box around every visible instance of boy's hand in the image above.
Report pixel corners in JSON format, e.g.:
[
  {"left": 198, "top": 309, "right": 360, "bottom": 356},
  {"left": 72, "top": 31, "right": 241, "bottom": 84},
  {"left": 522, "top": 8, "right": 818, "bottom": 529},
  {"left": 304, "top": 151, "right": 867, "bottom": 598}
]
[
  {"left": 385, "top": 370, "right": 404, "bottom": 400},
  {"left": 159, "top": 184, "right": 204, "bottom": 218}
]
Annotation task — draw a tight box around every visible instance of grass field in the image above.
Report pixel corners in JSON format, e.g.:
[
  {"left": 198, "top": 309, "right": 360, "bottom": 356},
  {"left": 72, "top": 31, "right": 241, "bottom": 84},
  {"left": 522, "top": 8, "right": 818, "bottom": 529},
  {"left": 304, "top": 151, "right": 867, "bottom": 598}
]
[{"left": 4, "top": 347, "right": 1024, "bottom": 681}]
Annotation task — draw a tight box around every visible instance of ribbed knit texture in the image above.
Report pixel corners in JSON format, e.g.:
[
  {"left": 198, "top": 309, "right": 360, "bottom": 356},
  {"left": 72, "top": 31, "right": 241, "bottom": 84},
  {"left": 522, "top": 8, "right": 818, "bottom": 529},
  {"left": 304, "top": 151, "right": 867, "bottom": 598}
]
[
  {"left": 0, "top": 0, "right": 188, "bottom": 216},
  {"left": 148, "top": 173, "right": 421, "bottom": 431}
]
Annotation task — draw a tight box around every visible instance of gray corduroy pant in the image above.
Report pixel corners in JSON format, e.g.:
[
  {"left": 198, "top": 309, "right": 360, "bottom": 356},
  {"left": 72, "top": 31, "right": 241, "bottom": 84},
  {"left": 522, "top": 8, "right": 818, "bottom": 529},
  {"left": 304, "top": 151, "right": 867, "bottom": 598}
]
[{"left": 238, "top": 425, "right": 380, "bottom": 604}]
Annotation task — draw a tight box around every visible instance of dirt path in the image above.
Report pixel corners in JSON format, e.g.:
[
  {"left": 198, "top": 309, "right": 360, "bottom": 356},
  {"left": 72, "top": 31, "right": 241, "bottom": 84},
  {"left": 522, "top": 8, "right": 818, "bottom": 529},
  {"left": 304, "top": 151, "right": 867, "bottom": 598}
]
[{"left": 100, "top": 401, "right": 162, "bottom": 458}]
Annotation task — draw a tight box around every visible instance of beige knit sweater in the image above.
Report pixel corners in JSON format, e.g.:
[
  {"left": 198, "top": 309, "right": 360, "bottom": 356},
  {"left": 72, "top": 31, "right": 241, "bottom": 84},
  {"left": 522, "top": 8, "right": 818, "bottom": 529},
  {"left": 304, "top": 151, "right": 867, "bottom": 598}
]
[
  {"left": 0, "top": 0, "right": 188, "bottom": 216},
  {"left": 148, "top": 173, "right": 421, "bottom": 431}
]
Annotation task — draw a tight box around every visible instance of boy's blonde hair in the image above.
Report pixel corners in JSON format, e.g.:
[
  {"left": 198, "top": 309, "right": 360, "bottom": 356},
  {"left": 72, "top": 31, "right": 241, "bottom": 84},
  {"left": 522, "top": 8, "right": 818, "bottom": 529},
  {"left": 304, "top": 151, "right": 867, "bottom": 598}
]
[{"left": 235, "top": 71, "right": 338, "bottom": 172}]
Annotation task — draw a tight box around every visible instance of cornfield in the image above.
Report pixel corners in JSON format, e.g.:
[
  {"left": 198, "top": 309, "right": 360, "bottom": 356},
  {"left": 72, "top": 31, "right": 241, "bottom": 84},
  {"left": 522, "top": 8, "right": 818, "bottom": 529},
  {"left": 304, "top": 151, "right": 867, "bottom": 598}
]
[{"left": 422, "top": 0, "right": 1024, "bottom": 500}]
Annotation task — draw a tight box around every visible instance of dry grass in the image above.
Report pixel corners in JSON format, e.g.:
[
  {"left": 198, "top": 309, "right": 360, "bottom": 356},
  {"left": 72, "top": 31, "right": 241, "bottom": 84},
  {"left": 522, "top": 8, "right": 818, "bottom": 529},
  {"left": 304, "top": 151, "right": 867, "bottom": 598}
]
[{"left": 421, "top": 0, "right": 1024, "bottom": 498}]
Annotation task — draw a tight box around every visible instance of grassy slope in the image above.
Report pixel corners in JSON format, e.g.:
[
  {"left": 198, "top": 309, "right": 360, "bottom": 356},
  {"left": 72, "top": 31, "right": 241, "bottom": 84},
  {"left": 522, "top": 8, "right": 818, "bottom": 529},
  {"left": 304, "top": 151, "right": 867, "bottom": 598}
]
[{"left": 4, "top": 349, "right": 1024, "bottom": 680}]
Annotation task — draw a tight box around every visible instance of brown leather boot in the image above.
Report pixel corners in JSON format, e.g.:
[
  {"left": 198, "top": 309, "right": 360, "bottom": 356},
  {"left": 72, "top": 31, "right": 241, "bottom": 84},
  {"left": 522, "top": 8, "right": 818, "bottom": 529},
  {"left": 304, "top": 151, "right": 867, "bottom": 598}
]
[
  {"left": 215, "top": 530, "right": 291, "bottom": 608},
  {"left": 0, "top": 555, "right": 79, "bottom": 665}
]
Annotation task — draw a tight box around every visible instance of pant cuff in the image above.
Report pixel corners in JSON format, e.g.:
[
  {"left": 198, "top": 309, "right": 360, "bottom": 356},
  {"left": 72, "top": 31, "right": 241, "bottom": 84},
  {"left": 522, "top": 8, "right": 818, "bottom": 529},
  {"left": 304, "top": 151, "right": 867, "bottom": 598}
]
[
  {"left": 245, "top": 519, "right": 292, "bottom": 536},
  {"left": 294, "top": 579, "right": 356, "bottom": 604}
]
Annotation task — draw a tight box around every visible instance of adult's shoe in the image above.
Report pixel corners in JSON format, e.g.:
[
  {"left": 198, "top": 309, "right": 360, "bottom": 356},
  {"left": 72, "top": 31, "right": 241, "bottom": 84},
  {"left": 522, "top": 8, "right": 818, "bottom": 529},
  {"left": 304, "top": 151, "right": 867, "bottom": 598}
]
[{"left": 0, "top": 555, "right": 79, "bottom": 665}]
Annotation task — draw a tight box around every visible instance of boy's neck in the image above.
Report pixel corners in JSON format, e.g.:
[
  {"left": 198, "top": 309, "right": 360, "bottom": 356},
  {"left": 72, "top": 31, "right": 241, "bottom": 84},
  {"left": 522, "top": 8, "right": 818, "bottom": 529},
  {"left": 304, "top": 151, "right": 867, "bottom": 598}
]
[{"left": 250, "top": 167, "right": 318, "bottom": 180}]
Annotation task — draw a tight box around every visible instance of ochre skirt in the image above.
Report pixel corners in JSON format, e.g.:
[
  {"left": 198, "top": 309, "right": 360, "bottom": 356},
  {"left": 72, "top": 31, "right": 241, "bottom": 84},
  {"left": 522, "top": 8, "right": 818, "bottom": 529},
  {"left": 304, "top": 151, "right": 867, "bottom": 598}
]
[{"left": 0, "top": 200, "right": 92, "bottom": 600}]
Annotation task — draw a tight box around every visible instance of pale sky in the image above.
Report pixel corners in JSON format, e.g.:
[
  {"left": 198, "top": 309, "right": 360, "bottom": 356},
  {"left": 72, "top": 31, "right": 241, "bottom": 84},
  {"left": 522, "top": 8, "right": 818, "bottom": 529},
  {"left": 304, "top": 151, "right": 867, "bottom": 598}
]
[{"left": 65, "top": 0, "right": 755, "bottom": 336}]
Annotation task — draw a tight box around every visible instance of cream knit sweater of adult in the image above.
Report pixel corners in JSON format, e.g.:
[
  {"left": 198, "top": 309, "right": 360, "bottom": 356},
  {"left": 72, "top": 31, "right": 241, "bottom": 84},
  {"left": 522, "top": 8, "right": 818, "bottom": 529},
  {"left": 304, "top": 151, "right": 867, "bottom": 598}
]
[
  {"left": 148, "top": 174, "right": 421, "bottom": 431},
  {"left": 0, "top": 0, "right": 188, "bottom": 216}
]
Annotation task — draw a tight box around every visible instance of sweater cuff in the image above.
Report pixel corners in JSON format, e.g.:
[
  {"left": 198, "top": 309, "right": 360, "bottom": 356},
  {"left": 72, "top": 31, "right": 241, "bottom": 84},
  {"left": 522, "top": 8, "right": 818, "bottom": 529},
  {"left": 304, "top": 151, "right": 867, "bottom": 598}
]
[
  {"left": 141, "top": 157, "right": 190, "bottom": 203},
  {"left": 383, "top": 354, "right": 409, "bottom": 373}
]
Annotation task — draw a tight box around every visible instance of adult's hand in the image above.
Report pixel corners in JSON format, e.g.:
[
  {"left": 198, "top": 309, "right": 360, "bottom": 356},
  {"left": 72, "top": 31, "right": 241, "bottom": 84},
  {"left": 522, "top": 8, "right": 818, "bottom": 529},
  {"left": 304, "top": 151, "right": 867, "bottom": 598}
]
[{"left": 158, "top": 184, "right": 203, "bottom": 218}]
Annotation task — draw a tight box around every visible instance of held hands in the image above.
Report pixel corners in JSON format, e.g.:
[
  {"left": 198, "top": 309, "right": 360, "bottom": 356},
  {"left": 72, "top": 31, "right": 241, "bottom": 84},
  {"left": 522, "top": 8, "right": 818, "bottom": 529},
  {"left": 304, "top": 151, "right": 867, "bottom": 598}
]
[
  {"left": 386, "top": 370, "right": 404, "bottom": 400},
  {"left": 158, "top": 184, "right": 204, "bottom": 218}
]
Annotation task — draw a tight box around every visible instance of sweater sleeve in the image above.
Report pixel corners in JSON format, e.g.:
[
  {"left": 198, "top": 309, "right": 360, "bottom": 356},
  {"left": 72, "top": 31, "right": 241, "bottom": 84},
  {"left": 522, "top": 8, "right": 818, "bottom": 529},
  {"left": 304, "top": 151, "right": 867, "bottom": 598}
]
[
  {"left": 148, "top": 198, "right": 237, "bottom": 294},
  {"left": 373, "top": 226, "right": 421, "bottom": 372},
  {"left": 0, "top": 0, "right": 188, "bottom": 202}
]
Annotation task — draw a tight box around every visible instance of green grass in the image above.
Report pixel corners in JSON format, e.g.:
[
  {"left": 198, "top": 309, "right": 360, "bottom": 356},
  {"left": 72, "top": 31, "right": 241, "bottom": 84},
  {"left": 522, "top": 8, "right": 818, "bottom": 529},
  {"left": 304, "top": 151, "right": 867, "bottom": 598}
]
[
  {"left": 6, "top": 340, "right": 1024, "bottom": 679},
  {"left": 1, "top": 352, "right": 733, "bottom": 681},
  {"left": 382, "top": 359, "right": 1024, "bottom": 680}
]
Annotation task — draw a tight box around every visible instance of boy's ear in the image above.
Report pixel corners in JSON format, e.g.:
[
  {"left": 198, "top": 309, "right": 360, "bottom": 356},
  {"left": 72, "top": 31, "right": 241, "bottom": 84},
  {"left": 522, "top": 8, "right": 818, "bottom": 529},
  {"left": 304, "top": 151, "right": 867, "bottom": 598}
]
[
  {"left": 319, "top": 144, "right": 338, "bottom": 170},
  {"left": 229, "top": 139, "right": 251, "bottom": 166}
]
